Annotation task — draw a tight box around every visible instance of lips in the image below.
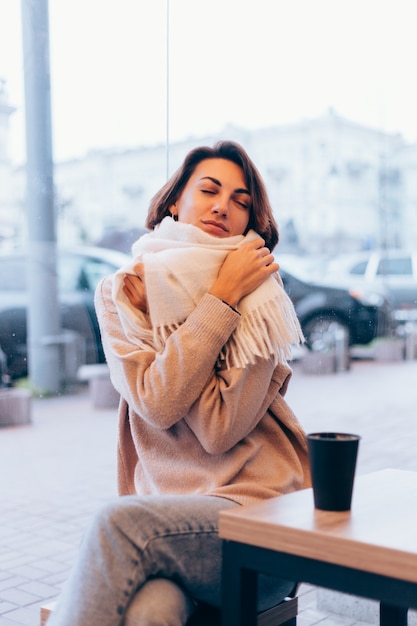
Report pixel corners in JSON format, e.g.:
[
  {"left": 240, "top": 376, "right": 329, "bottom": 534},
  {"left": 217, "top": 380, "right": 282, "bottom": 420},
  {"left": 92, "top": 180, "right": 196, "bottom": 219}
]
[{"left": 202, "top": 220, "right": 228, "bottom": 233}]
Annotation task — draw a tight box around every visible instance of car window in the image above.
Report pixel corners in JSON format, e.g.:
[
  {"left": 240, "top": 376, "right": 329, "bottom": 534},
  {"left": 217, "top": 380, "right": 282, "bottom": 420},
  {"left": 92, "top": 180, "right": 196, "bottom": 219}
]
[
  {"left": 58, "top": 255, "right": 117, "bottom": 292},
  {"left": 58, "top": 256, "right": 84, "bottom": 291},
  {"left": 0, "top": 258, "right": 27, "bottom": 290},
  {"left": 377, "top": 257, "right": 412, "bottom": 276},
  {"left": 349, "top": 260, "right": 368, "bottom": 276},
  {"left": 81, "top": 258, "right": 117, "bottom": 291}
]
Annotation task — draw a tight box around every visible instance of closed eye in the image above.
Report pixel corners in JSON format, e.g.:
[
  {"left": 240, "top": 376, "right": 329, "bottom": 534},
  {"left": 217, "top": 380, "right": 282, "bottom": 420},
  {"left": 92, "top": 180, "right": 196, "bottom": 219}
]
[{"left": 234, "top": 198, "right": 250, "bottom": 209}]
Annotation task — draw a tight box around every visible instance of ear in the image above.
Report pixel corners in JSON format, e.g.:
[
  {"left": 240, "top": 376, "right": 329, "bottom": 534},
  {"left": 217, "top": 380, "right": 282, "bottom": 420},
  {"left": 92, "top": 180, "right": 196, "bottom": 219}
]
[{"left": 169, "top": 203, "right": 177, "bottom": 217}]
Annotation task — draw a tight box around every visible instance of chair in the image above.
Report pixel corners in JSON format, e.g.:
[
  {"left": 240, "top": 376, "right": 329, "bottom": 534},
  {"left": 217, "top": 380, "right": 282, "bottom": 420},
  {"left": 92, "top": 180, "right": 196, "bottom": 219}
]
[{"left": 187, "top": 588, "right": 298, "bottom": 626}]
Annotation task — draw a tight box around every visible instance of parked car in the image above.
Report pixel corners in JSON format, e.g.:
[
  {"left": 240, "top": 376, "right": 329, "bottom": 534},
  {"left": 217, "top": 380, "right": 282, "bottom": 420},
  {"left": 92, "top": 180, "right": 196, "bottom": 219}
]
[
  {"left": 323, "top": 249, "right": 417, "bottom": 324},
  {"left": 0, "top": 246, "right": 130, "bottom": 380},
  {"left": 0, "top": 245, "right": 394, "bottom": 380},
  {"left": 278, "top": 265, "right": 393, "bottom": 351}
]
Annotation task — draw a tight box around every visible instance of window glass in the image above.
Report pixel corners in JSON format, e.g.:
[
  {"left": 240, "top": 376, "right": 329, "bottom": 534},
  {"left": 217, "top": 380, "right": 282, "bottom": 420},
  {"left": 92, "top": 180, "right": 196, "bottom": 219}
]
[
  {"left": 57, "top": 255, "right": 84, "bottom": 292},
  {"left": 82, "top": 259, "right": 118, "bottom": 292},
  {"left": 350, "top": 261, "right": 368, "bottom": 276},
  {"left": 1, "top": 0, "right": 417, "bottom": 388},
  {"left": 377, "top": 257, "right": 413, "bottom": 276}
]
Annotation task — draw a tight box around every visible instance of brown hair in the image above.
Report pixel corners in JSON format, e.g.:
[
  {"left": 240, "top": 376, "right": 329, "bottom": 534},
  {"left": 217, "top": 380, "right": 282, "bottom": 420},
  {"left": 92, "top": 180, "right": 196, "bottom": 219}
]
[{"left": 145, "top": 140, "right": 279, "bottom": 250}]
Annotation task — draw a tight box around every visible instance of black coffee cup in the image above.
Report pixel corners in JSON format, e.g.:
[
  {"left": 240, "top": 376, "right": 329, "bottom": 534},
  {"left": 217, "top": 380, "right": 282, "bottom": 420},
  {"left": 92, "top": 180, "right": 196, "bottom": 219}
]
[{"left": 307, "top": 432, "right": 361, "bottom": 511}]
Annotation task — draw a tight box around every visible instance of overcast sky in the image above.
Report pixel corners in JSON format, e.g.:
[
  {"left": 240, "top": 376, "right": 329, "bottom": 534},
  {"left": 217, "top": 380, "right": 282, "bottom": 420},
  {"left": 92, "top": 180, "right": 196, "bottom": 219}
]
[{"left": 1, "top": 0, "right": 417, "bottom": 164}]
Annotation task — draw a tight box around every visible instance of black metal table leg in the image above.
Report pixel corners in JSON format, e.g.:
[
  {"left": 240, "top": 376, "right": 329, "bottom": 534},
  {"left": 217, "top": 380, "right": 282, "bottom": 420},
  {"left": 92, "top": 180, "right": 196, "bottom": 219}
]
[
  {"left": 222, "top": 538, "right": 416, "bottom": 626},
  {"left": 380, "top": 603, "right": 408, "bottom": 626},
  {"left": 222, "top": 540, "right": 258, "bottom": 626}
]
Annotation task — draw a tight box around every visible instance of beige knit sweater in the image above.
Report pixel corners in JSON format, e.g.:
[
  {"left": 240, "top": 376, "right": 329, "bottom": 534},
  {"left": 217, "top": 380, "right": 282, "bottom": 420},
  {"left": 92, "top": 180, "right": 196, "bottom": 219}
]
[{"left": 95, "top": 276, "right": 311, "bottom": 505}]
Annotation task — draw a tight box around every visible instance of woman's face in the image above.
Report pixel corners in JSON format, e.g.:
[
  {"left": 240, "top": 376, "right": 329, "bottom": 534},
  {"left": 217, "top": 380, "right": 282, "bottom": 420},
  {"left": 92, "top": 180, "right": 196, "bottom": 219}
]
[{"left": 171, "top": 158, "right": 252, "bottom": 238}]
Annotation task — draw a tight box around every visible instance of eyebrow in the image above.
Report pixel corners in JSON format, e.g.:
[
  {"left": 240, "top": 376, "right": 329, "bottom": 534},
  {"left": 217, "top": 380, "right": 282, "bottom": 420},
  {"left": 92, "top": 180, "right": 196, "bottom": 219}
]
[{"left": 200, "top": 176, "right": 251, "bottom": 197}]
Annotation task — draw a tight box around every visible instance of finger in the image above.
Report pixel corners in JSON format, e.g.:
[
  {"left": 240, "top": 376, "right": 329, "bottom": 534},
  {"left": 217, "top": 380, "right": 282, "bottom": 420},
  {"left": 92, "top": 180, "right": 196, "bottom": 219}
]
[
  {"left": 258, "top": 248, "right": 274, "bottom": 265},
  {"left": 123, "top": 276, "right": 141, "bottom": 296},
  {"left": 122, "top": 284, "right": 133, "bottom": 300},
  {"left": 123, "top": 279, "right": 138, "bottom": 296},
  {"left": 242, "top": 238, "right": 264, "bottom": 252},
  {"left": 133, "top": 262, "right": 144, "bottom": 278},
  {"left": 123, "top": 284, "right": 143, "bottom": 309},
  {"left": 253, "top": 237, "right": 266, "bottom": 250},
  {"left": 262, "top": 252, "right": 274, "bottom": 264},
  {"left": 124, "top": 274, "right": 142, "bottom": 290}
]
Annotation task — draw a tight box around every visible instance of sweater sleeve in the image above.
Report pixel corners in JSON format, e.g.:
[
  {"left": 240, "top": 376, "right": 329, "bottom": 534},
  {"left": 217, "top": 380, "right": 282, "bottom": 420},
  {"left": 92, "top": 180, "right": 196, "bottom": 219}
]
[
  {"left": 184, "top": 358, "right": 293, "bottom": 454},
  {"left": 94, "top": 276, "right": 237, "bottom": 421},
  {"left": 95, "top": 275, "right": 291, "bottom": 454}
]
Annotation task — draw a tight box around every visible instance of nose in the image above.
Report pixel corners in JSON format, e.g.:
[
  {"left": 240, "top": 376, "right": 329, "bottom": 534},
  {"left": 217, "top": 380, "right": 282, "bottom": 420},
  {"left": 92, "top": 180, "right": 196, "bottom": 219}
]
[{"left": 211, "top": 199, "right": 228, "bottom": 217}]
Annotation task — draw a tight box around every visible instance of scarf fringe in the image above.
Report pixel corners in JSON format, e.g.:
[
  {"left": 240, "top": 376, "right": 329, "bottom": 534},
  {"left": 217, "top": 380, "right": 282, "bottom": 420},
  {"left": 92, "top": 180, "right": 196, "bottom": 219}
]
[
  {"left": 153, "top": 323, "right": 182, "bottom": 351},
  {"left": 219, "top": 296, "right": 304, "bottom": 369},
  {"left": 150, "top": 293, "right": 304, "bottom": 369}
]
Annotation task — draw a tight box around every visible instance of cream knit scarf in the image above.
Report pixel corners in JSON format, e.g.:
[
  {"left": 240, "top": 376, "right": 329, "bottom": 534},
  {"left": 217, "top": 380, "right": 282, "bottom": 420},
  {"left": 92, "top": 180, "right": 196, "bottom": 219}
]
[{"left": 112, "top": 217, "right": 304, "bottom": 368}]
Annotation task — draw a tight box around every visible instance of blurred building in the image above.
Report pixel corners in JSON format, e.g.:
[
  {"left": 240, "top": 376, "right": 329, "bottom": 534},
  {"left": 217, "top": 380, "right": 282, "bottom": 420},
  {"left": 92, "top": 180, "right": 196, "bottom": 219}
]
[{"left": 3, "top": 90, "right": 417, "bottom": 254}]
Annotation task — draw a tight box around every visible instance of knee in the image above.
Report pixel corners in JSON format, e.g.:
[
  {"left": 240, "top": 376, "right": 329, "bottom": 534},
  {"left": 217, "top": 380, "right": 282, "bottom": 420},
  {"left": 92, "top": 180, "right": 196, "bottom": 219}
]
[
  {"left": 124, "top": 578, "right": 195, "bottom": 626},
  {"left": 88, "top": 496, "right": 138, "bottom": 536}
]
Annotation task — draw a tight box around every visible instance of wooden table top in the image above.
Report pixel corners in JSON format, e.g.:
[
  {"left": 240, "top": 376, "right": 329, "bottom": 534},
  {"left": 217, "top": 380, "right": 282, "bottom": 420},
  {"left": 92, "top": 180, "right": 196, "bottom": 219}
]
[{"left": 219, "top": 469, "right": 417, "bottom": 583}]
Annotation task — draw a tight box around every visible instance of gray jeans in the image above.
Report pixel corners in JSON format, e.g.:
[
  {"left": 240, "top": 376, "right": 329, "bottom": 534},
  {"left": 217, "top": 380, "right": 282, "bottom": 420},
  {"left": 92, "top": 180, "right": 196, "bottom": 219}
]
[{"left": 47, "top": 494, "right": 295, "bottom": 626}]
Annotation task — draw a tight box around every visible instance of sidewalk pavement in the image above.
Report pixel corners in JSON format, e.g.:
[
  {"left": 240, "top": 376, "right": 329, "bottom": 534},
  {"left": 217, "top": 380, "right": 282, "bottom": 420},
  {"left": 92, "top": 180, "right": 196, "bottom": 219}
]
[{"left": 1, "top": 357, "right": 417, "bottom": 626}]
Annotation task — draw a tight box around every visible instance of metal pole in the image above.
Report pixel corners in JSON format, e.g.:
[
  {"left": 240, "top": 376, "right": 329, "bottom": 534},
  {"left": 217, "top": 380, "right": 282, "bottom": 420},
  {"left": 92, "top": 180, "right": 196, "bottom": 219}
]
[
  {"left": 21, "top": 0, "right": 62, "bottom": 394},
  {"left": 165, "top": 0, "right": 170, "bottom": 179}
]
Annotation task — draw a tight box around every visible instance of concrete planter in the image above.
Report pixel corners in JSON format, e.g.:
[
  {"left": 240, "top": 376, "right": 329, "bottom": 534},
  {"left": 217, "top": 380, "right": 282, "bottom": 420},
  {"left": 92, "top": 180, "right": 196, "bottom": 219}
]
[
  {"left": 90, "top": 376, "right": 120, "bottom": 409},
  {"left": 403, "top": 322, "right": 417, "bottom": 360},
  {"left": 77, "top": 364, "right": 120, "bottom": 409},
  {"left": 317, "top": 589, "right": 417, "bottom": 625},
  {"left": 301, "top": 351, "right": 337, "bottom": 375},
  {"left": 373, "top": 337, "right": 404, "bottom": 361},
  {"left": 0, "top": 388, "right": 32, "bottom": 427}
]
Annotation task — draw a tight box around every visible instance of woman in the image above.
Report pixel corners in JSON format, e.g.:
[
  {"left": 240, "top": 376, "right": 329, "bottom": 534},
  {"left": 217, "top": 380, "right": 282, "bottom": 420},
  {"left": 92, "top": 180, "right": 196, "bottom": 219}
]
[{"left": 48, "top": 141, "right": 310, "bottom": 626}]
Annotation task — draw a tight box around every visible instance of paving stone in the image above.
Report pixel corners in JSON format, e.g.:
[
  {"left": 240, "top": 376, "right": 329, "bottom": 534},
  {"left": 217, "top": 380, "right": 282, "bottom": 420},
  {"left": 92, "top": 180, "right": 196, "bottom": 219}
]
[
  {"left": 0, "top": 588, "right": 38, "bottom": 607},
  {"left": 0, "top": 605, "right": 15, "bottom": 616},
  {"left": 0, "top": 605, "right": 40, "bottom": 626},
  {"left": 31, "top": 560, "right": 68, "bottom": 575},
  {"left": 16, "top": 581, "right": 59, "bottom": 600},
  {"left": 0, "top": 616, "right": 25, "bottom": 626},
  {"left": 0, "top": 579, "right": 27, "bottom": 594},
  {"left": 7, "top": 566, "right": 49, "bottom": 581}
]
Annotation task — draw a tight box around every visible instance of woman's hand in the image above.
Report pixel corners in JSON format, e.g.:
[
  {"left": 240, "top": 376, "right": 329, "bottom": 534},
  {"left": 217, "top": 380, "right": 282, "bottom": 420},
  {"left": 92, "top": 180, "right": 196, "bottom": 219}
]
[
  {"left": 122, "top": 262, "right": 148, "bottom": 313},
  {"left": 209, "top": 238, "right": 279, "bottom": 308}
]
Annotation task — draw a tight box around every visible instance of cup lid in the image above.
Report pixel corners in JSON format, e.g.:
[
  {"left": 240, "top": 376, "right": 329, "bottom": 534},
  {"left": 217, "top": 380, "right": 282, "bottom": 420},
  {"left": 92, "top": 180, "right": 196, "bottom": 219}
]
[{"left": 307, "top": 432, "right": 361, "bottom": 441}]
